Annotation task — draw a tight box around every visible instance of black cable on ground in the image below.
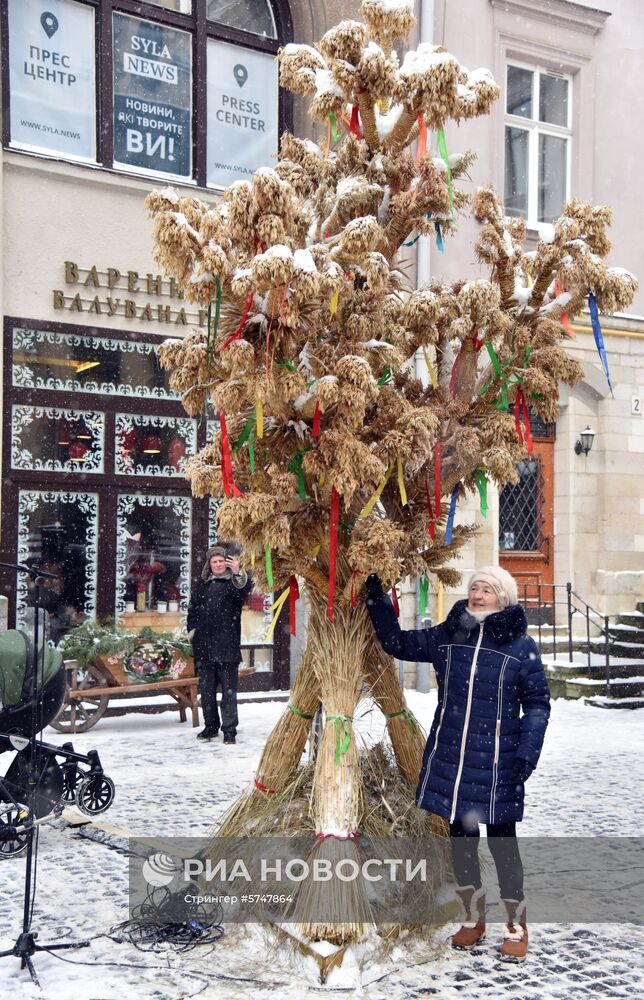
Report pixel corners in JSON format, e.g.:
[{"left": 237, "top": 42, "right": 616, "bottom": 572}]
[{"left": 109, "top": 883, "right": 225, "bottom": 953}]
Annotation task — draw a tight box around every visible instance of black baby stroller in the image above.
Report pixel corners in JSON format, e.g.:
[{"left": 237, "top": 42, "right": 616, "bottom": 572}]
[{"left": 0, "top": 630, "right": 116, "bottom": 858}]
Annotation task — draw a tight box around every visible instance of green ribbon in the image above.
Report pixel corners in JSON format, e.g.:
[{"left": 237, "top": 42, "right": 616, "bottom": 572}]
[
  {"left": 480, "top": 344, "right": 531, "bottom": 411},
  {"left": 288, "top": 703, "right": 315, "bottom": 720},
  {"left": 265, "top": 545, "right": 273, "bottom": 589},
  {"left": 288, "top": 448, "right": 310, "bottom": 500},
  {"left": 419, "top": 576, "right": 429, "bottom": 616},
  {"left": 329, "top": 113, "right": 340, "bottom": 142},
  {"left": 248, "top": 430, "right": 255, "bottom": 474},
  {"left": 377, "top": 367, "right": 393, "bottom": 386},
  {"left": 234, "top": 411, "right": 255, "bottom": 450},
  {"left": 437, "top": 128, "right": 453, "bottom": 215},
  {"left": 473, "top": 467, "right": 488, "bottom": 518},
  {"left": 385, "top": 707, "right": 419, "bottom": 733},
  {"left": 326, "top": 715, "right": 353, "bottom": 765},
  {"left": 275, "top": 359, "right": 297, "bottom": 372},
  {"left": 339, "top": 522, "right": 354, "bottom": 532}
]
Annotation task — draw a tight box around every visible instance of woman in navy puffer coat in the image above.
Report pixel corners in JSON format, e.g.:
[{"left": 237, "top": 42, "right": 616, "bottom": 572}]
[{"left": 366, "top": 565, "right": 550, "bottom": 962}]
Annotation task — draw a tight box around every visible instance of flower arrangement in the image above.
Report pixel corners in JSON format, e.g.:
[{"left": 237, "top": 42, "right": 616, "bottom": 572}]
[{"left": 124, "top": 640, "right": 173, "bottom": 683}]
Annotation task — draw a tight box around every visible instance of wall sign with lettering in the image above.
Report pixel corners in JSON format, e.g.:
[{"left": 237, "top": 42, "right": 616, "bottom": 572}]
[
  {"left": 207, "top": 38, "right": 278, "bottom": 188},
  {"left": 8, "top": 0, "right": 96, "bottom": 161},
  {"left": 112, "top": 12, "right": 192, "bottom": 179}
]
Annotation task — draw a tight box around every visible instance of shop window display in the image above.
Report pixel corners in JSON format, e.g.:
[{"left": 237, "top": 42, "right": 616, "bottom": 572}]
[
  {"left": 115, "top": 413, "right": 196, "bottom": 477},
  {"left": 11, "top": 405, "right": 104, "bottom": 473},
  {"left": 16, "top": 490, "right": 98, "bottom": 643}
]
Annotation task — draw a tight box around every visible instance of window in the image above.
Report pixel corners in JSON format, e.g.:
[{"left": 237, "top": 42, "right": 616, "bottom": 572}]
[
  {"left": 504, "top": 64, "right": 571, "bottom": 224},
  {"left": 3, "top": 0, "right": 290, "bottom": 187},
  {"left": 499, "top": 458, "right": 544, "bottom": 553}
]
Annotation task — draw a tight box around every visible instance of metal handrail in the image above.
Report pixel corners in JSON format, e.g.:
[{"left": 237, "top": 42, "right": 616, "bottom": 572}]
[{"left": 516, "top": 581, "right": 612, "bottom": 696}]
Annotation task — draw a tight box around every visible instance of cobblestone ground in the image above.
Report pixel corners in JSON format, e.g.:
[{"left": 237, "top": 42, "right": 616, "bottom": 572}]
[{"left": 0, "top": 696, "right": 642, "bottom": 999}]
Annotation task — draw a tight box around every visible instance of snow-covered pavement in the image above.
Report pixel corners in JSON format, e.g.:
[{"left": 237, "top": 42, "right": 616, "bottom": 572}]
[{"left": 0, "top": 692, "right": 642, "bottom": 999}]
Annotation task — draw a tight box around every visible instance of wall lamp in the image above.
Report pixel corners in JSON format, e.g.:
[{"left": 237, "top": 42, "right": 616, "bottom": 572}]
[{"left": 574, "top": 426, "right": 596, "bottom": 456}]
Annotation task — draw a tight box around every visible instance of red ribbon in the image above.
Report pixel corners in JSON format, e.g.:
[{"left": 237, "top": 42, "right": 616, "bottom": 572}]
[
  {"left": 312, "top": 400, "right": 322, "bottom": 437},
  {"left": 220, "top": 412, "right": 242, "bottom": 497},
  {"left": 555, "top": 278, "right": 575, "bottom": 337},
  {"left": 327, "top": 487, "right": 340, "bottom": 621},
  {"left": 289, "top": 575, "right": 299, "bottom": 636},
  {"left": 416, "top": 112, "right": 427, "bottom": 164},
  {"left": 391, "top": 584, "right": 400, "bottom": 618},
  {"left": 426, "top": 478, "right": 435, "bottom": 539},
  {"left": 514, "top": 390, "right": 534, "bottom": 454},
  {"left": 221, "top": 291, "right": 254, "bottom": 352},
  {"left": 254, "top": 779, "right": 276, "bottom": 794},
  {"left": 349, "top": 104, "right": 361, "bottom": 140},
  {"left": 434, "top": 441, "right": 442, "bottom": 518}
]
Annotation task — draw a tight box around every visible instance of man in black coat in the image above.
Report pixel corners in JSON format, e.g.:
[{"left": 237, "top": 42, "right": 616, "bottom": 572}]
[{"left": 187, "top": 545, "right": 253, "bottom": 744}]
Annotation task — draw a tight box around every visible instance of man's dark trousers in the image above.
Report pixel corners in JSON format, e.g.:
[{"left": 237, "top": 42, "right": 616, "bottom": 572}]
[{"left": 198, "top": 661, "right": 239, "bottom": 736}]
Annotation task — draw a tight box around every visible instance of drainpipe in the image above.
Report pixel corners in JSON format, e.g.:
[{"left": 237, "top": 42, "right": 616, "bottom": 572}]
[{"left": 415, "top": 0, "right": 435, "bottom": 694}]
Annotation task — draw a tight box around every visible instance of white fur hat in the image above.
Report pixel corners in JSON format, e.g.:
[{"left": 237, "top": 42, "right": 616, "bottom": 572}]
[{"left": 469, "top": 566, "right": 518, "bottom": 609}]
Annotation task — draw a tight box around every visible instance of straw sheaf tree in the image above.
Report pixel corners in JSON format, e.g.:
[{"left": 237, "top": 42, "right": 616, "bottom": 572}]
[{"left": 146, "top": 0, "right": 637, "bottom": 945}]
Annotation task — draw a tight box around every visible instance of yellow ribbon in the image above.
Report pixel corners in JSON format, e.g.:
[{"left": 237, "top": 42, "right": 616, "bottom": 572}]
[
  {"left": 359, "top": 464, "right": 393, "bottom": 518},
  {"left": 251, "top": 550, "right": 256, "bottom": 567},
  {"left": 330, "top": 288, "right": 339, "bottom": 316},
  {"left": 256, "top": 395, "right": 264, "bottom": 439},
  {"left": 310, "top": 541, "right": 323, "bottom": 558},
  {"left": 397, "top": 456, "right": 408, "bottom": 506},
  {"left": 423, "top": 347, "right": 438, "bottom": 389},
  {"left": 266, "top": 586, "right": 290, "bottom": 640}
]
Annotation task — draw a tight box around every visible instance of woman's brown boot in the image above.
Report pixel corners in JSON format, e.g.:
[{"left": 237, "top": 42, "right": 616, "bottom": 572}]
[
  {"left": 500, "top": 898, "right": 528, "bottom": 961},
  {"left": 451, "top": 885, "right": 486, "bottom": 949}
]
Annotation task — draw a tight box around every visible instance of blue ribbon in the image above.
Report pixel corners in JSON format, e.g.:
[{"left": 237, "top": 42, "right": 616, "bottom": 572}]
[
  {"left": 588, "top": 292, "right": 613, "bottom": 397},
  {"left": 444, "top": 483, "right": 460, "bottom": 545},
  {"left": 435, "top": 222, "right": 444, "bottom": 252}
]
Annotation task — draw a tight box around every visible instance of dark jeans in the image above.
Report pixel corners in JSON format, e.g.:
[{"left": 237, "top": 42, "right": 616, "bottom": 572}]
[
  {"left": 198, "top": 661, "right": 239, "bottom": 735},
  {"left": 450, "top": 819, "right": 524, "bottom": 901}
]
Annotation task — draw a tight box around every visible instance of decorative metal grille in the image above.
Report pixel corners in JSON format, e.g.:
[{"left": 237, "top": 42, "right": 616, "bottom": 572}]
[{"left": 499, "top": 458, "right": 544, "bottom": 552}]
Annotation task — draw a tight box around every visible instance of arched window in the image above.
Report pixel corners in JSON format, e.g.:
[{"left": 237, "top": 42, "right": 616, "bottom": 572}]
[{"left": 3, "top": 0, "right": 292, "bottom": 188}]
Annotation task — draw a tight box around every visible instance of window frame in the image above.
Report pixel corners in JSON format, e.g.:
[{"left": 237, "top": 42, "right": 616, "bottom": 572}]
[
  {"left": 504, "top": 59, "right": 573, "bottom": 225},
  {"left": 0, "top": 0, "right": 293, "bottom": 190}
]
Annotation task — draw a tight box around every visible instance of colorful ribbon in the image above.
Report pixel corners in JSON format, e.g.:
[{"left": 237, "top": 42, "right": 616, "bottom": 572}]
[
  {"left": 266, "top": 584, "right": 289, "bottom": 640},
  {"left": 435, "top": 222, "right": 444, "bottom": 252},
  {"left": 254, "top": 779, "right": 276, "bottom": 794},
  {"left": 326, "top": 714, "right": 353, "bottom": 765},
  {"left": 328, "top": 113, "right": 340, "bottom": 142},
  {"left": 437, "top": 127, "right": 453, "bottom": 215},
  {"left": 330, "top": 287, "right": 339, "bottom": 315},
  {"left": 220, "top": 412, "right": 242, "bottom": 498},
  {"left": 385, "top": 707, "right": 419, "bottom": 733},
  {"left": 359, "top": 464, "right": 393, "bottom": 518},
  {"left": 426, "top": 479, "right": 435, "bottom": 539},
  {"left": 423, "top": 347, "right": 438, "bottom": 389},
  {"left": 419, "top": 576, "right": 429, "bottom": 616},
  {"left": 444, "top": 483, "right": 460, "bottom": 545},
  {"left": 473, "top": 467, "right": 488, "bottom": 517},
  {"left": 289, "top": 448, "right": 310, "bottom": 500},
  {"left": 287, "top": 703, "right": 314, "bottom": 721},
  {"left": 588, "top": 292, "right": 613, "bottom": 396},
  {"left": 256, "top": 395, "right": 264, "bottom": 438},
  {"left": 396, "top": 456, "right": 408, "bottom": 506},
  {"left": 416, "top": 112, "right": 427, "bottom": 164},
  {"left": 482, "top": 343, "right": 532, "bottom": 412},
  {"left": 391, "top": 584, "right": 400, "bottom": 618},
  {"left": 349, "top": 104, "right": 361, "bottom": 140},
  {"left": 312, "top": 400, "right": 322, "bottom": 438},
  {"left": 554, "top": 278, "right": 574, "bottom": 337},
  {"left": 289, "top": 575, "right": 299, "bottom": 636},
  {"left": 265, "top": 544, "right": 273, "bottom": 589},
  {"left": 221, "top": 290, "right": 254, "bottom": 352},
  {"left": 378, "top": 367, "right": 392, "bottom": 386},
  {"left": 327, "top": 487, "right": 340, "bottom": 620}
]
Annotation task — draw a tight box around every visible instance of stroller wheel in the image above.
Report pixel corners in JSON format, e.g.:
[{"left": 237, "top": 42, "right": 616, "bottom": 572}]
[
  {"left": 0, "top": 803, "right": 31, "bottom": 859},
  {"left": 62, "top": 766, "right": 83, "bottom": 804},
  {"left": 75, "top": 774, "right": 115, "bottom": 815}
]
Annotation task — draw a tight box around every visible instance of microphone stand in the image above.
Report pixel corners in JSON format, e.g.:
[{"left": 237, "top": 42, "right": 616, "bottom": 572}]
[{"left": 0, "top": 561, "right": 90, "bottom": 985}]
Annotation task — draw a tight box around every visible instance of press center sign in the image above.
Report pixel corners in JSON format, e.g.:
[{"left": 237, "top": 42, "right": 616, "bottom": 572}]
[{"left": 207, "top": 39, "right": 278, "bottom": 188}]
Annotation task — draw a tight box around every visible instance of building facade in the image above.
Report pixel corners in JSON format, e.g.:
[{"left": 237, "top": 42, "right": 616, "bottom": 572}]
[{"left": 1, "top": 0, "right": 643, "bottom": 687}]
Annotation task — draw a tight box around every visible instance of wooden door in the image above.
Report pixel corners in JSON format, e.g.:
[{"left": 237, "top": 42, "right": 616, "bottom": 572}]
[{"left": 499, "top": 415, "right": 555, "bottom": 621}]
